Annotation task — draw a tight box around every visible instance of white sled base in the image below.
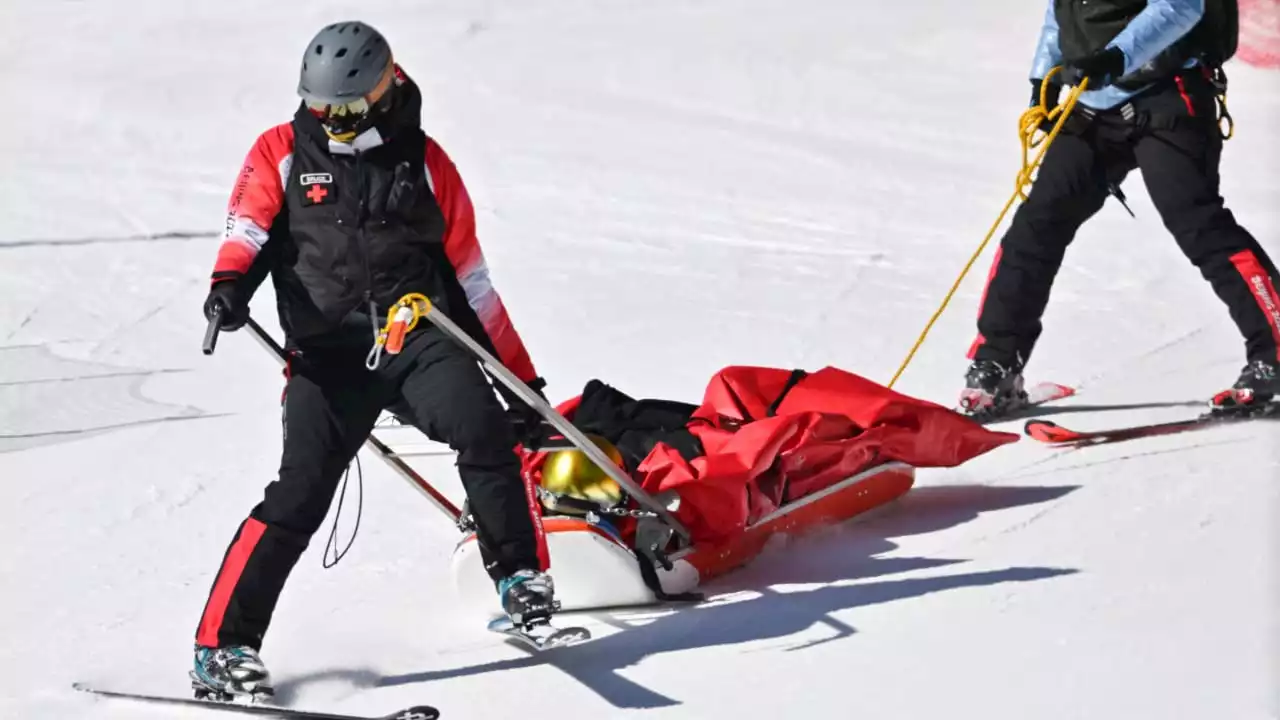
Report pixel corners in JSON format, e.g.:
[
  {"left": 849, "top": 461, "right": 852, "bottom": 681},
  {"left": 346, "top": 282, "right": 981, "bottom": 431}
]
[{"left": 450, "top": 461, "right": 915, "bottom": 614}]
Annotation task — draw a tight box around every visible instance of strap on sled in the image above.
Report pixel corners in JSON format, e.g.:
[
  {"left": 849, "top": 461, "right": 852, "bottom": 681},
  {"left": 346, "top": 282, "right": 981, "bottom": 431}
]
[
  {"left": 634, "top": 516, "right": 705, "bottom": 603},
  {"left": 636, "top": 552, "right": 705, "bottom": 603},
  {"left": 767, "top": 369, "right": 809, "bottom": 417}
]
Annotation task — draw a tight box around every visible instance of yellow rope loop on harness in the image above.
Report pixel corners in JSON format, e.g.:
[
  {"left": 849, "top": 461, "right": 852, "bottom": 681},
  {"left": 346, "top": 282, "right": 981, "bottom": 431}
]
[
  {"left": 1016, "top": 67, "right": 1086, "bottom": 200},
  {"left": 365, "top": 292, "right": 434, "bottom": 370},
  {"left": 884, "top": 71, "right": 1087, "bottom": 390}
]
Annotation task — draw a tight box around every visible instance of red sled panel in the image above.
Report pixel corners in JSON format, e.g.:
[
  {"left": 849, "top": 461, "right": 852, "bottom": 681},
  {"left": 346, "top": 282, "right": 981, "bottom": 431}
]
[{"left": 669, "top": 461, "right": 915, "bottom": 587}]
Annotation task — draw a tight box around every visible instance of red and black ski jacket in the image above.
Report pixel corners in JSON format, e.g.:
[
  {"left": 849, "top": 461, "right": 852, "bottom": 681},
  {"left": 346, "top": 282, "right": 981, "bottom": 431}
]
[{"left": 212, "top": 68, "right": 538, "bottom": 382}]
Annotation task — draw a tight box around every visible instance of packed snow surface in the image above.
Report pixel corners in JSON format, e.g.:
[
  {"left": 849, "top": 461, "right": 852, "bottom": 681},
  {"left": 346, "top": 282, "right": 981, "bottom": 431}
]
[{"left": 2, "top": 1, "right": 1277, "bottom": 718}]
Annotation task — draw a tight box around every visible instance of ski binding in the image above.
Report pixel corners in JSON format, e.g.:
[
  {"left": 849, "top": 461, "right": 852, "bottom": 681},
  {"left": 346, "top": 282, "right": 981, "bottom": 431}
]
[{"left": 960, "top": 381, "right": 1076, "bottom": 423}]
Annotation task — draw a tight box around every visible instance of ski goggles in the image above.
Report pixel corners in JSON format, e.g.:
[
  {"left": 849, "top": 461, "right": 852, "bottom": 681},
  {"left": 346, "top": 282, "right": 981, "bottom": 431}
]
[{"left": 303, "top": 63, "right": 397, "bottom": 141}]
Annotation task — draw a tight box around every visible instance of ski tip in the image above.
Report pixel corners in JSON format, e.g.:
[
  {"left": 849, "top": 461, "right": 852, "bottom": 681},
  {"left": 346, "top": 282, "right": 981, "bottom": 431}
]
[
  {"left": 1024, "top": 419, "right": 1076, "bottom": 444},
  {"left": 381, "top": 705, "right": 441, "bottom": 720},
  {"left": 545, "top": 627, "right": 592, "bottom": 648},
  {"left": 1026, "top": 381, "right": 1076, "bottom": 400}
]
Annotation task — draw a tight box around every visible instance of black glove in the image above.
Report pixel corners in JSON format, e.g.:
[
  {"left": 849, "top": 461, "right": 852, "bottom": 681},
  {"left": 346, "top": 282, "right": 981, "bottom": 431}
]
[
  {"left": 1061, "top": 47, "right": 1126, "bottom": 88},
  {"left": 1030, "top": 78, "right": 1063, "bottom": 132},
  {"left": 504, "top": 376, "right": 550, "bottom": 446},
  {"left": 1030, "top": 78, "right": 1062, "bottom": 110},
  {"left": 203, "top": 277, "right": 250, "bottom": 332}
]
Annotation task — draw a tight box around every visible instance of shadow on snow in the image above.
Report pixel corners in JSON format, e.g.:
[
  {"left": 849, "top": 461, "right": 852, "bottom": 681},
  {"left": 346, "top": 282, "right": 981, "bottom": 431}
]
[{"left": 377, "top": 482, "right": 1080, "bottom": 709}]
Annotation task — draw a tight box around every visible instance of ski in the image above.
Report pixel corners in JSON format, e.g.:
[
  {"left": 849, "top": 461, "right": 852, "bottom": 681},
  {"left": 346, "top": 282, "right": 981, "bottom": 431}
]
[
  {"left": 961, "top": 381, "right": 1077, "bottom": 424},
  {"left": 1024, "top": 401, "right": 1280, "bottom": 447},
  {"left": 73, "top": 683, "right": 440, "bottom": 720},
  {"left": 486, "top": 617, "right": 592, "bottom": 651}
]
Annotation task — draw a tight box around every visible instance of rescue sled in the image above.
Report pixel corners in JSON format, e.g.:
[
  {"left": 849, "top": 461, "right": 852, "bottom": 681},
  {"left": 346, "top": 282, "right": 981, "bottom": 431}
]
[
  {"left": 231, "top": 299, "right": 1014, "bottom": 615},
  {"left": 450, "top": 461, "right": 916, "bottom": 611}
]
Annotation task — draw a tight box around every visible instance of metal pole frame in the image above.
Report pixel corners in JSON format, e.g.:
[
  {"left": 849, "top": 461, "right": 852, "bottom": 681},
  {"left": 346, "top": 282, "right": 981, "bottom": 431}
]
[
  {"left": 216, "top": 311, "right": 692, "bottom": 546},
  {"left": 418, "top": 306, "right": 692, "bottom": 544}
]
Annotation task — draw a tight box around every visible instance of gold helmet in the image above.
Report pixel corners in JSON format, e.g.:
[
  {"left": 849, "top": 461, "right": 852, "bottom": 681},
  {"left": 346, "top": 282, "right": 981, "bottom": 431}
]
[{"left": 539, "top": 434, "right": 626, "bottom": 510}]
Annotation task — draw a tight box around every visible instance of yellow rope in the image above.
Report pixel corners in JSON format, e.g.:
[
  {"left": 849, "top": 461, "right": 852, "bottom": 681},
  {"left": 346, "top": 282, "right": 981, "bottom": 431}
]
[{"left": 885, "top": 70, "right": 1088, "bottom": 389}]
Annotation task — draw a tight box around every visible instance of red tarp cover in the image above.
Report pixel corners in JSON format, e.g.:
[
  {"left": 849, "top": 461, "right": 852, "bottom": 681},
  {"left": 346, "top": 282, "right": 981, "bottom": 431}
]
[{"left": 535, "top": 366, "right": 1018, "bottom": 546}]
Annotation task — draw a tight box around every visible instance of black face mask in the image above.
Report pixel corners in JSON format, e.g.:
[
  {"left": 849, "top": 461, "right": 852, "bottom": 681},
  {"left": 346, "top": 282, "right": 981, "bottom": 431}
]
[{"left": 367, "top": 85, "right": 411, "bottom": 138}]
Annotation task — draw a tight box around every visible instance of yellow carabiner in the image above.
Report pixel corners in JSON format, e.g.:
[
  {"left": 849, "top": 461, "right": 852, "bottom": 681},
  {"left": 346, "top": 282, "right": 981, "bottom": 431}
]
[{"left": 366, "top": 293, "right": 434, "bottom": 370}]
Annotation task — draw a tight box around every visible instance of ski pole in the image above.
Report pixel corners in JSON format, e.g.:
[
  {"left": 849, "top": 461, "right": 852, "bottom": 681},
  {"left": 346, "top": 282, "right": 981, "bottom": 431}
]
[
  {"left": 202, "top": 305, "right": 223, "bottom": 356},
  {"left": 406, "top": 299, "right": 693, "bottom": 544}
]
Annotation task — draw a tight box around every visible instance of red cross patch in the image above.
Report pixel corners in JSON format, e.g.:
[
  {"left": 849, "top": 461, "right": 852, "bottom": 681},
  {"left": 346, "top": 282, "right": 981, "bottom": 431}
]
[{"left": 303, "top": 183, "right": 333, "bottom": 206}]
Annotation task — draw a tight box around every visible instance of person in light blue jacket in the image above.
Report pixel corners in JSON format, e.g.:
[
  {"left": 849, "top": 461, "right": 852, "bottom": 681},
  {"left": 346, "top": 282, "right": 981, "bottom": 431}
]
[
  {"left": 960, "top": 0, "right": 1280, "bottom": 418},
  {"left": 1030, "top": 0, "right": 1210, "bottom": 111}
]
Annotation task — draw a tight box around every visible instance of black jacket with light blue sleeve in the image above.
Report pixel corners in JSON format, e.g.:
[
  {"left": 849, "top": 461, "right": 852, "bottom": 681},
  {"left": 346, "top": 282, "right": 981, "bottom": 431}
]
[{"left": 1031, "top": 0, "right": 1207, "bottom": 110}]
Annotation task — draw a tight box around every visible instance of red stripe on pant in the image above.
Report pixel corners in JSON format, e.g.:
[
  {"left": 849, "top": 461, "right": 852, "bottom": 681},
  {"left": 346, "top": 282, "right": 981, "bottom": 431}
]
[
  {"left": 196, "top": 517, "right": 268, "bottom": 648},
  {"left": 1230, "top": 250, "right": 1280, "bottom": 363},
  {"left": 518, "top": 459, "right": 550, "bottom": 571},
  {"left": 967, "top": 246, "right": 1005, "bottom": 359}
]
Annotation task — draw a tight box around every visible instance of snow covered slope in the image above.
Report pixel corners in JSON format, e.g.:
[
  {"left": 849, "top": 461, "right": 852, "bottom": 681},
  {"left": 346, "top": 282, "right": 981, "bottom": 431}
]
[{"left": 2, "top": 1, "right": 1277, "bottom": 718}]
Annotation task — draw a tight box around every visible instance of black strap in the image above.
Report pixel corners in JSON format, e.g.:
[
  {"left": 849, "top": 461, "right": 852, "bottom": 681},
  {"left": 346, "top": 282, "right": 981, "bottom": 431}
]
[
  {"left": 1108, "top": 182, "right": 1136, "bottom": 219},
  {"left": 767, "top": 369, "right": 809, "bottom": 418},
  {"left": 636, "top": 552, "right": 704, "bottom": 603}
]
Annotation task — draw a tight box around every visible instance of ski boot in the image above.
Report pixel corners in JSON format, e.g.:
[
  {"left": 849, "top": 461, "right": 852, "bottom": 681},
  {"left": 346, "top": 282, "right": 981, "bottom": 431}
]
[
  {"left": 1210, "top": 359, "right": 1280, "bottom": 413},
  {"left": 498, "top": 569, "right": 558, "bottom": 628},
  {"left": 190, "top": 645, "right": 274, "bottom": 703},
  {"left": 491, "top": 569, "right": 587, "bottom": 649},
  {"left": 959, "top": 359, "right": 1028, "bottom": 418}
]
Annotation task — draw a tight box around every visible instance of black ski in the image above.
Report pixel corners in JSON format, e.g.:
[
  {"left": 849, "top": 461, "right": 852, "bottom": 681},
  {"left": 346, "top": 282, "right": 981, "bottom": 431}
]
[
  {"left": 73, "top": 683, "right": 440, "bottom": 720},
  {"left": 1024, "top": 401, "right": 1280, "bottom": 447},
  {"left": 486, "top": 617, "right": 592, "bottom": 651}
]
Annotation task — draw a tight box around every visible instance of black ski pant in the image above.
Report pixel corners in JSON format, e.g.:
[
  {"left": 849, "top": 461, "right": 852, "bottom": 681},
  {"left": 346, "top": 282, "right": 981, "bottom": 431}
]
[
  {"left": 195, "top": 326, "right": 540, "bottom": 650},
  {"left": 970, "top": 71, "right": 1280, "bottom": 370}
]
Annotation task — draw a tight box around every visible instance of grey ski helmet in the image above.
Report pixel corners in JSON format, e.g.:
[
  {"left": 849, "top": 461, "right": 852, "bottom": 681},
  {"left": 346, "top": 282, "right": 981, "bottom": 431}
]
[{"left": 297, "top": 21, "right": 395, "bottom": 138}]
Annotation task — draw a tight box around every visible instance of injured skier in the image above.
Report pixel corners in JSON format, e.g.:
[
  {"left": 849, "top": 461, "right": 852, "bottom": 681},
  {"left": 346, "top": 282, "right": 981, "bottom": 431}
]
[
  {"left": 444, "top": 366, "right": 1020, "bottom": 613},
  {"left": 516, "top": 366, "right": 1018, "bottom": 574}
]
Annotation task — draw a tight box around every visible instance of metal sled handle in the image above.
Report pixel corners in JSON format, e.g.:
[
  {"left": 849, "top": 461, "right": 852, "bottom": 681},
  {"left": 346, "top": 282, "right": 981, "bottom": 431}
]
[{"left": 417, "top": 302, "right": 692, "bottom": 544}]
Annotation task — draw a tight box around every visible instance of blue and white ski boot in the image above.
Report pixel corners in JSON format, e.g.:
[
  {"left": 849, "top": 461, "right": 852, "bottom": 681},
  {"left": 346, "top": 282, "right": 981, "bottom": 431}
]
[
  {"left": 190, "top": 645, "right": 274, "bottom": 702},
  {"left": 490, "top": 569, "right": 590, "bottom": 650},
  {"left": 498, "top": 569, "right": 557, "bottom": 627}
]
